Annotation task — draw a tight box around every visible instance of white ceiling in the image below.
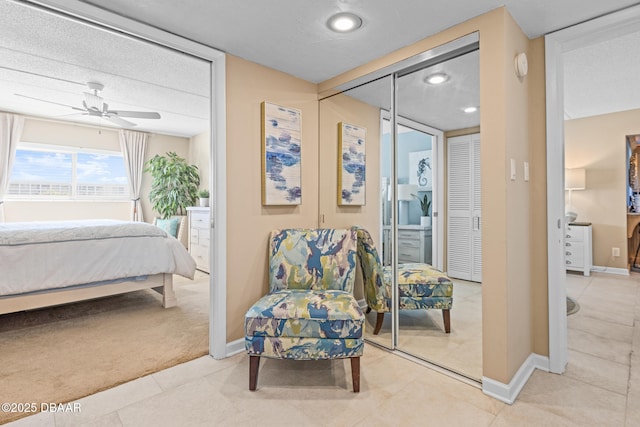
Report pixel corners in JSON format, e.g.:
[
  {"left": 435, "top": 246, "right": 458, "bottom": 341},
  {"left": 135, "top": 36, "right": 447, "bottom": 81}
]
[
  {"left": 0, "top": 0, "right": 210, "bottom": 137},
  {"left": 1, "top": 0, "right": 639, "bottom": 135}
]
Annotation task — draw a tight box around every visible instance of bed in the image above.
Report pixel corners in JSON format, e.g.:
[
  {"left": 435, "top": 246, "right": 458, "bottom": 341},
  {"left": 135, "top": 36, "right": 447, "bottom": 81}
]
[{"left": 0, "top": 219, "right": 197, "bottom": 315}]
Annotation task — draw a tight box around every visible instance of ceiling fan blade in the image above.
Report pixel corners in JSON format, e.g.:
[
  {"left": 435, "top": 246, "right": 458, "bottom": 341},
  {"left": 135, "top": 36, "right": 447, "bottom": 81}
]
[
  {"left": 14, "top": 93, "right": 84, "bottom": 111},
  {"left": 108, "top": 110, "right": 161, "bottom": 119},
  {"left": 105, "top": 115, "right": 137, "bottom": 127}
]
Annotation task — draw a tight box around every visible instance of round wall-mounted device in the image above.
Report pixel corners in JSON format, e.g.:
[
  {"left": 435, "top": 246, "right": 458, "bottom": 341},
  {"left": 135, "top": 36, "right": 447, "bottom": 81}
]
[{"left": 515, "top": 52, "right": 528, "bottom": 78}]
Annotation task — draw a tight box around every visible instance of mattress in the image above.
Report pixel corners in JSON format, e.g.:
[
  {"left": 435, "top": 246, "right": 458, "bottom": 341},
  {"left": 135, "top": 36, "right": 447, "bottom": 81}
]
[{"left": 0, "top": 220, "right": 196, "bottom": 297}]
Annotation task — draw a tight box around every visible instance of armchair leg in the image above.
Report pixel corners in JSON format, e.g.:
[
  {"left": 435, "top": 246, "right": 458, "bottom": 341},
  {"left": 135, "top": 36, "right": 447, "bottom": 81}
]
[
  {"left": 373, "top": 312, "right": 385, "bottom": 335},
  {"left": 442, "top": 309, "right": 451, "bottom": 333},
  {"left": 249, "top": 355, "right": 260, "bottom": 391},
  {"left": 350, "top": 357, "right": 360, "bottom": 393}
]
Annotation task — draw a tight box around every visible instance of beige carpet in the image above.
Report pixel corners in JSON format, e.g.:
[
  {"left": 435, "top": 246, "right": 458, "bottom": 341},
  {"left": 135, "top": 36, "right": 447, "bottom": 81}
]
[{"left": 0, "top": 272, "right": 209, "bottom": 425}]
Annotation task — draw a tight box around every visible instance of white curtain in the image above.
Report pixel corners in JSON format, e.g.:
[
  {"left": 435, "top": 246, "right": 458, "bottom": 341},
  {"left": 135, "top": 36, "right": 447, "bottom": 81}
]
[
  {"left": 0, "top": 113, "right": 25, "bottom": 222},
  {"left": 119, "top": 130, "right": 148, "bottom": 222}
]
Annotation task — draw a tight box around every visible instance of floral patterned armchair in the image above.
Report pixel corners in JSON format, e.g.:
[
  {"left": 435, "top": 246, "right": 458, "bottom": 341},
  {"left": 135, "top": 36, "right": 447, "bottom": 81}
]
[
  {"left": 354, "top": 227, "right": 453, "bottom": 334},
  {"left": 244, "top": 228, "right": 364, "bottom": 392}
]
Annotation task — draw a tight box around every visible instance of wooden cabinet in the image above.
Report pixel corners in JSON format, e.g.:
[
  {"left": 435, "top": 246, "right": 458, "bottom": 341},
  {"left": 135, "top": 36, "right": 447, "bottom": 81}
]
[
  {"left": 565, "top": 223, "right": 592, "bottom": 276},
  {"left": 187, "top": 207, "right": 210, "bottom": 273}
]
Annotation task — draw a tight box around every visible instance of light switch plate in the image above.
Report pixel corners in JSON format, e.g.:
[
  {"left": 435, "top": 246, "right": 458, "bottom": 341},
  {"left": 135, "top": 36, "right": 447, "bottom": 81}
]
[
  {"left": 524, "top": 161, "right": 529, "bottom": 181},
  {"left": 510, "top": 158, "right": 516, "bottom": 180}
]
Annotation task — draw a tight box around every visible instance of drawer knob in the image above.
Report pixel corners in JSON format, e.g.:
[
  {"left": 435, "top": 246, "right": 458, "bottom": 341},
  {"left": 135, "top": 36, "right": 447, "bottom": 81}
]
[
  {"left": 566, "top": 260, "right": 571, "bottom": 265},
  {"left": 565, "top": 251, "right": 572, "bottom": 256}
]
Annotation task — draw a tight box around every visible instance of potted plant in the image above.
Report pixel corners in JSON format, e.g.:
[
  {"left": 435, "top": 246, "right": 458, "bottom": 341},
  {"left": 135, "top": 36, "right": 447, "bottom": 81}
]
[
  {"left": 198, "top": 189, "right": 210, "bottom": 207},
  {"left": 144, "top": 152, "right": 200, "bottom": 218},
  {"left": 412, "top": 193, "right": 431, "bottom": 227}
]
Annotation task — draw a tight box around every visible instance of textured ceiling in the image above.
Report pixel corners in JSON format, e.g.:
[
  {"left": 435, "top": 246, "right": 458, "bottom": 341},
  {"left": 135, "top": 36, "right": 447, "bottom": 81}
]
[
  {"left": 1, "top": 0, "right": 638, "bottom": 136},
  {"left": 0, "top": 0, "right": 210, "bottom": 137},
  {"left": 564, "top": 29, "right": 640, "bottom": 120},
  {"left": 75, "top": 0, "right": 640, "bottom": 84}
]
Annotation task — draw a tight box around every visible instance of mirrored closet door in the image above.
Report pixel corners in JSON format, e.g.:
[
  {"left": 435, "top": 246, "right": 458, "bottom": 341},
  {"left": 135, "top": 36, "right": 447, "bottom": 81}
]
[{"left": 319, "top": 34, "right": 482, "bottom": 381}]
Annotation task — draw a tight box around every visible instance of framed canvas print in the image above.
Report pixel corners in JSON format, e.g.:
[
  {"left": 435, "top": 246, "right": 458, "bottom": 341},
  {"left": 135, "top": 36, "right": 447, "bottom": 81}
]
[
  {"left": 408, "top": 150, "right": 432, "bottom": 190},
  {"left": 261, "top": 101, "right": 302, "bottom": 205},
  {"left": 338, "top": 122, "right": 366, "bottom": 205}
]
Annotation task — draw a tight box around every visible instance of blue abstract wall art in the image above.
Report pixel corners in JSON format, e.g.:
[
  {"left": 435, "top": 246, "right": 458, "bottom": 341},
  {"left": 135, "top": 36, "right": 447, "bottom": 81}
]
[
  {"left": 338, "top": 122, "right": 366, "bottom": 206},
  {"left": 261, "top": 102, "right": 302, "bottom": 205}
]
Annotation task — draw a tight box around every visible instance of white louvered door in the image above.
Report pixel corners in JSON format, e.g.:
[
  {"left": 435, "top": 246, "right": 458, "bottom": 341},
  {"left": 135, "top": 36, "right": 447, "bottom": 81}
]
[
  {"left": 470, "top": 134, "right": 482, "bottom": 282},
  {"left": 447, "top": 133, "right": 481, "bottom": 282}
]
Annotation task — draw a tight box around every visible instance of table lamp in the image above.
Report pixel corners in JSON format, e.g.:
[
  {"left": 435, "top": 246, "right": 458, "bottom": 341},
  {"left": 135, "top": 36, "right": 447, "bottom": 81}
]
[
  {"left": 397, "top": 184, "right": 418, "bottom": 225},
  {"left": 565, "top": 168, "right": 585, "bottom": 223}
]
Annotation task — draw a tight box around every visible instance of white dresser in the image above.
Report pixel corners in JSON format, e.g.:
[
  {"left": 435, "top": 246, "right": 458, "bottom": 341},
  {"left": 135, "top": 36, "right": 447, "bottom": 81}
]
[
  {"left": 394, "top": 225, "right": 432, "bottom": 264},
  {"left": 565, "top": 222, "right": 592, "bottom": 276},
  {"left": 186, "top": 207, "right": 210, "bottom": 273}
]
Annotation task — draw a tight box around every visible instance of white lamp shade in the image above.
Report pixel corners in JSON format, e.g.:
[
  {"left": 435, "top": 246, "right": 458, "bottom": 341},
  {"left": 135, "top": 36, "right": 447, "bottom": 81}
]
[
  {"left": 565, "top": 168, "right": 586, "bottom": 190},
  {"left": 397, "top": 184, "right": 418, "bottom": 201}
]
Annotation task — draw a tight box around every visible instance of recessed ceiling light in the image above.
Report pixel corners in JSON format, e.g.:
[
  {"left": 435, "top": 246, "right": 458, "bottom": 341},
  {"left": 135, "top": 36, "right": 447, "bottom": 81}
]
[
  {"left": 327, "top": 12, "right": 363, "bottom": 33},
  {"left": 424, "top": 73, "right": 449, "bottom": 85},
  {"left": 464, "top": 106, "right": 478, "bottom": 113}
]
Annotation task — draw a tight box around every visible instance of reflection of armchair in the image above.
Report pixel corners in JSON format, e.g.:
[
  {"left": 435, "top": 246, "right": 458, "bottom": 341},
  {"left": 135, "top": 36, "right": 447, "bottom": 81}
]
[
  {"left": 354, "top": 227, "right": 453, "bottom": 334},
  {"left": 244, "top": 229, "right": 364, "bottom": 392}
]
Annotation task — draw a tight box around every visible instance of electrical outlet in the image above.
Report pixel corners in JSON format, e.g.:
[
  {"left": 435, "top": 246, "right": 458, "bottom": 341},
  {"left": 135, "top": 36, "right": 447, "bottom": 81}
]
[{"left": 612, "top": 247, "right": 620, "bottom": 257}]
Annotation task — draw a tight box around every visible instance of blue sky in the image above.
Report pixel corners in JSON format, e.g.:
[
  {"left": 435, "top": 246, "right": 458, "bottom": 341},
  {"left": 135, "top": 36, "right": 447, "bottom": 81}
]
[{"left": 11, "top": 149, "right": 128, "bottom": 184}]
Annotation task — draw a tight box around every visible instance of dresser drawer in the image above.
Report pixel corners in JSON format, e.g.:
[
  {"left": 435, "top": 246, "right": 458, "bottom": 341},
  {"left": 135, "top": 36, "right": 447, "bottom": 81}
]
[
  {"left": 398, "top": 237, "right": 421, "bottom": 249},
  {"left": 565, "top": 242, "right": 584, "bottom": 267},
  {"left": 190, "top": 244, "right": 208, "bottom": 266},
  {"left": 190, "top": 212, "right": 209, "bottom": 229},
  {"left": 198, "top": 229, "right": 210, "bottom": 248},
  {"left": 190, "top": 229, "right": 199, "bottom": 245},
  {"left": 565, "top": 226, "right": 584, "bottom": 241},
  {"left": 398, "top": 246, "right": 420, "bottom": 263},
  {"left": 398, "top": 230, "right": 419, "bottom": 241}
]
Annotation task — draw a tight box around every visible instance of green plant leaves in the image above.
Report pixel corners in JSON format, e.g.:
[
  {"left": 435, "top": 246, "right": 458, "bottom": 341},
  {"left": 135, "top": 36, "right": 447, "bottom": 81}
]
[{"left": 144, "top": 152, "right": 200, "bottom": 218}]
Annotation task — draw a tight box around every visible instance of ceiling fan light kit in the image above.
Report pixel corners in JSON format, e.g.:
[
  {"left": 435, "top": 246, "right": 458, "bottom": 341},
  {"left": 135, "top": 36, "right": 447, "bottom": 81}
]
[{"left": 14, "top": 81, "right": 161, "bottom": 128}]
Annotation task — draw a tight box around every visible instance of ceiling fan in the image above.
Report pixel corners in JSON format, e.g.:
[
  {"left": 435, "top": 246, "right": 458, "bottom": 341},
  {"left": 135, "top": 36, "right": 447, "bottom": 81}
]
[{"left": 15, "top": 81, "right": 161, "bottom": 127}]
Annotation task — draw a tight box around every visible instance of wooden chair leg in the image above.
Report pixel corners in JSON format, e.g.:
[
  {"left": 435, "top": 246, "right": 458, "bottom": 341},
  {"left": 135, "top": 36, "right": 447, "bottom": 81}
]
[
  {"left": 373, "top": 312, "right": 385, "bottom": 335},
  {"left": 249, "top": 355, "right": 260, "bottom": 391},
  {"left": 350, "top": 357, "right": 360, "bottom": 393},
  {"left": 442, "top": 309, "right": 451, "bottom": 333}
]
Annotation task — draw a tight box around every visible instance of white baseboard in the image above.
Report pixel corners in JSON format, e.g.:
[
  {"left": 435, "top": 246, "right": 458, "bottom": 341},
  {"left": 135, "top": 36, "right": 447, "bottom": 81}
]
[
  {"left": 226, "top": 338, "right": 245, "bottom": 357},
  {"left": 591, "top": 266, "right": 629, "bottom": 276},
  {"left": 482, "top": 353, "right": 548, "bottom": 404}
]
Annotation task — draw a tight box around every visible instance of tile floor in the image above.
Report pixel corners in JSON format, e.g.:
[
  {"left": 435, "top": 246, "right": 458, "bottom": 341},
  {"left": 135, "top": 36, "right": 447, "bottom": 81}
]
[
  {"left": 365, "top": 279, "right": 483, "bottom": 381},
  {"left": 7, "top": 271, "right": 639, "bottom": 426}
]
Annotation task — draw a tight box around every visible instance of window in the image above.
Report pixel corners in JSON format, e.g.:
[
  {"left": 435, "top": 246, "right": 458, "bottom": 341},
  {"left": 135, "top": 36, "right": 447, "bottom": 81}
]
[{"left": 8, "top": 143, "right": 129, "bottom": 200}]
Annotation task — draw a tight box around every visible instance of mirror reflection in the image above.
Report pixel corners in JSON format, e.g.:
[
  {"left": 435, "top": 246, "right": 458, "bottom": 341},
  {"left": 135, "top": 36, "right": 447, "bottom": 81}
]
[{"left": 321, "top": 42, "right": 482, "bottom": 381}]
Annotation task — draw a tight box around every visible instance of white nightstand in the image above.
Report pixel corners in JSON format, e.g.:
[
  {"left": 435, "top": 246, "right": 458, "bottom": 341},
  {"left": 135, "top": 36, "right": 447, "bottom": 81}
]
[
  {"left": 186, "top": 207, "right": 210, "bottom": 273},
  {"left": 565, "top": 222, "right": 592, "bottom": 276}
]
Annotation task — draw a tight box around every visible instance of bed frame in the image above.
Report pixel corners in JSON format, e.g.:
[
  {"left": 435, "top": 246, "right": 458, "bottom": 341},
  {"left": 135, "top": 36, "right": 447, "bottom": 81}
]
[{"left": 0, "top": 273, "right": 176, "bottom": 315}]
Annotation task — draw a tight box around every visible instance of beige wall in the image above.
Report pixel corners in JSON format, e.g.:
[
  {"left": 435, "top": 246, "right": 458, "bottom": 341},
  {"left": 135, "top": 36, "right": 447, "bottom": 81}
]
[
  {"left": 528, "top": 37, "right": 549, "bottom": 356},
  {"left": 319, "top": 93, "right": 382, "bottom": 301},
  {"left": 318, "top": 7, "right": 546, "bottom": 384},
  {"left": 5, "top": 116, "right": 190, "bottom": 223},
  {"left": 225, "top": 54, "right": 319, "bottom": 341},
  {"left": 503, "top": 11, "right": 533, "bottom": 378},
  {"left": 565, "top": 108, "right": 640, "bottom": 268},
  {"left": 189, "top": 131, "right": 211, "bottom": 194}
]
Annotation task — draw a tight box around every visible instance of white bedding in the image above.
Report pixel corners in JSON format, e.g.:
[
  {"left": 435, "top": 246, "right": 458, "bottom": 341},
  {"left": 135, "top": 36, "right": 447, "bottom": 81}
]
[{"left": 0, "top": 220, "right": 196, "bottom": 297}]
